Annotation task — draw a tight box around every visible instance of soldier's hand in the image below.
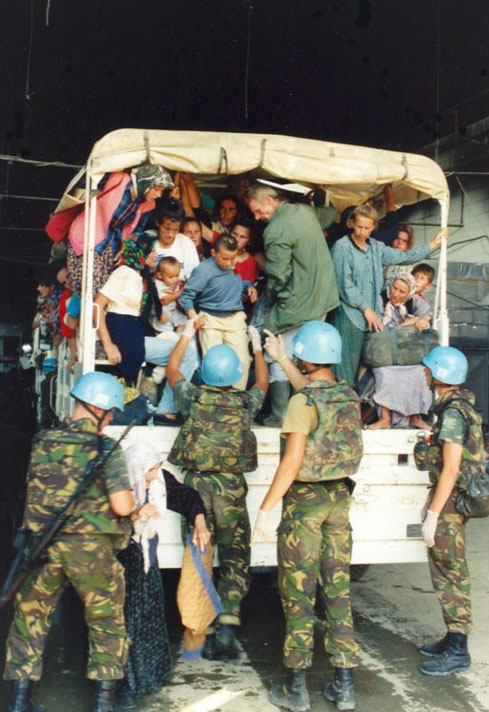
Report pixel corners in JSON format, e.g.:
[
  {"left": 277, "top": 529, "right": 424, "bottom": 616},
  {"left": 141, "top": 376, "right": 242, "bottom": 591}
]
[
  {"left": 263, "top": 329, "right": 287, "bottom": 363},
  {"left": 251, "top": 509, "right": 271, "bottom": 545},
  {"left": 421, "top": 509, "right": 439, "bottom": 548},
  {"left": 192, "top": 513, "right": 211, "bottom": 553},
  {"left": 248, "top": 325, "right": 262, "bottom": 353}
]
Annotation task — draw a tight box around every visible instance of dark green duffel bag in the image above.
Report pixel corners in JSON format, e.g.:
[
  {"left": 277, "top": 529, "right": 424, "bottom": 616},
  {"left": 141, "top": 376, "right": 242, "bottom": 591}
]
[{"left": 362, "top": 326, "right": 439, "bottom": 368}]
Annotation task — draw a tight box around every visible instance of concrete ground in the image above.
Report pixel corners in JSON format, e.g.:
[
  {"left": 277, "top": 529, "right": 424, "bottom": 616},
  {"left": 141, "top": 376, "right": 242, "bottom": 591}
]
[{"left": 0, "top": 518, "right": 487, "bottom": 712}]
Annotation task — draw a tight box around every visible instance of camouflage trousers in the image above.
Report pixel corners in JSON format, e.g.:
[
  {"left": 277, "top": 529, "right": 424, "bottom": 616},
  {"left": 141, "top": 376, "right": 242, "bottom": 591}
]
[
  {"left": 278, "top": 480, "right": 359, "bottom": 670},
  {"left": 183, "top": 471, "right": 250, "bottom": 625},
  {"left": 4, "top": 534, "right": 128, "bottom": 681},
  {"left": 428, "top": 492, "right": 471, "bottom": 634}
]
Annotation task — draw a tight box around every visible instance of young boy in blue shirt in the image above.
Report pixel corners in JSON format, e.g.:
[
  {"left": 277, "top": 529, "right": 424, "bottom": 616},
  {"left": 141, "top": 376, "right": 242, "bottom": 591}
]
[{"left": 179, "top": 234, "right": 257, "bottom": 390}]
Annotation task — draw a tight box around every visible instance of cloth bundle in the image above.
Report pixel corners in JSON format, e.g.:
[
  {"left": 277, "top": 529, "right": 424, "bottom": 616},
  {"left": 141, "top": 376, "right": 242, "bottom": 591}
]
[
  {"left": 363, "top": 326, "right": 439, "bottom": 368},
  {"left": 177, "top": 535, "right": 223, "bottom": 660}
]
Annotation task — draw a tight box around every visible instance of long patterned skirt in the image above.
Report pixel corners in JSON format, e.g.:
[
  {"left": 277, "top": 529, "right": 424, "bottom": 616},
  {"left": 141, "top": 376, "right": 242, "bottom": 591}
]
[{"left": 118, "top": 542, "right": 172, "bottom": 696}]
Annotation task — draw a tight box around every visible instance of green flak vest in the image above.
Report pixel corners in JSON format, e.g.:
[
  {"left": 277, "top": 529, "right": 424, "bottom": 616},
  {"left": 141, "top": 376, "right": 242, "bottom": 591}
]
[
  {"left": 295, "top": 380, "right": 364, "bottom": 482},
  {"left": 24, "top": 424, "right": 128, "bottom": 538},
  {"left": 427, "top": 388, "right": 485, "bottom": 488},
  {"left": 168, "top": 385, "right": 258, "bottom": 474}
]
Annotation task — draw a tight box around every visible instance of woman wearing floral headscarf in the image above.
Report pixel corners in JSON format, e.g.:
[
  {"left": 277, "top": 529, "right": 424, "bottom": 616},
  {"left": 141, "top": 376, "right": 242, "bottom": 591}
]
[
  {"left": 94, "top": 234, "right": 199, "bottom": 421},
  {"left": 368, "top": 268, "right": 434, "bottom": 430},
  {"left": 66, "top": 163, "right": 174, "bottom": 296},
  {"left": 116, "top": 442, "right": 209, "bottom": 709}
]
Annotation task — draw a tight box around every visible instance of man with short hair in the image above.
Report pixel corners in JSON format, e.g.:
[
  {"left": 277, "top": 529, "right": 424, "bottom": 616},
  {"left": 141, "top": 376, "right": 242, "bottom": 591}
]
[
  {"left": 4, "top": 372, "right": 134, "bottom": 712},
  {"left": 245, "top": 184, "right": 340, "bottom": 425}
]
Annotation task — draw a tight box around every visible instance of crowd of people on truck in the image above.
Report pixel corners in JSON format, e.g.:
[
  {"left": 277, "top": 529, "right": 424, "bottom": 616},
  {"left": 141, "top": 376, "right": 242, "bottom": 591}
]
[
  {"left": 10, "top": 165, "right": 484, "bottom": 712},
  {"left": 37, "top": 167, "right": 446, "bottom": 431}
]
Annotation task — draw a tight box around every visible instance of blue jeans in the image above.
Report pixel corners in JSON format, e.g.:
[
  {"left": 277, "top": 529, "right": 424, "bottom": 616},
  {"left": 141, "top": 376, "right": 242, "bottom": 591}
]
[{"left": 144, "top": 334, "right": 198, "bottom": 414}]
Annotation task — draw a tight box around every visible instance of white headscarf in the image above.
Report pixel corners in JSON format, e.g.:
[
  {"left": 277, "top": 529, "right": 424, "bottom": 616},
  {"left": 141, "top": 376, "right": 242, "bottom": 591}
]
[
  {"left": 383, "top": 268, "right": 417, "bottom": 325},
  {"left": 124, "top": 442, "right": 167, "bottom": 572}
]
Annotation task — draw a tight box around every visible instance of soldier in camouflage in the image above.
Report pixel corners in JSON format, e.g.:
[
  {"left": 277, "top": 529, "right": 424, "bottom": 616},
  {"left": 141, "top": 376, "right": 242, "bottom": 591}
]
[
  {"left": 4, "top": 372, "right": 134, "bottom": 712},
  {"left": 252, "top": 322, "right": 363, "bottom": 712},
  {"left": 418, "top": 346, "right": 485, "bottom": 676},
  {"left": 166, "top": 316, "right": 268, "bottom": 660}
]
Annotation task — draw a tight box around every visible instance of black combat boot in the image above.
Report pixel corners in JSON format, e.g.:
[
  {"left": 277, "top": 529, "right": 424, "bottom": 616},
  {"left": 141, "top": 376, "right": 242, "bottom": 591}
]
[
  {"left": 8, "top": 681, "right": 46, "bottom": 712},
  {"left": 420, "top": 632, "right": 450, "bottom": 658},
  {"left": 262, "top": 382, "right": 290, "bottom": 427},
  {"left": 213, "top": 624, "right": 239, "bottom": 660},
  {"left": 269, "top": 669, "right": 310, "bottom": 712},
  {"left": 93, "top": 681, "right": 117, "bottom": 712},
  {"left": 323, "top": 668, "right": 355, "bottom": 711},
  {"left": 420, "top": 632, "right": 471, "bottom": 676}
]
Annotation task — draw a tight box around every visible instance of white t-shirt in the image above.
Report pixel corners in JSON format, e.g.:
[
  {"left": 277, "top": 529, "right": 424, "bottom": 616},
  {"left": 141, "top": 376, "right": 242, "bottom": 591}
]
[
  {"left": 153, "top": 232, "right": 200, "bottom": 282},
  {"left": 99, "top": 265, "right": 143, "bottom": 317}
]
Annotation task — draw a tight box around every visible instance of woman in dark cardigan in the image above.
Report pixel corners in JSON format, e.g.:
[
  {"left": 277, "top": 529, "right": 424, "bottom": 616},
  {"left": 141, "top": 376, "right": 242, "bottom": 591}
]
[{"left": 117, "top": 442, "right": 210, "bottom": 709}]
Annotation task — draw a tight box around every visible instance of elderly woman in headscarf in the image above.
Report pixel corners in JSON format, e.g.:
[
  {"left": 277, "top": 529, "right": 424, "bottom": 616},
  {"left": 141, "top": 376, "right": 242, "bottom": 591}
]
[
  {"left": 94, "top": 233, "right": 199, "bottom": 422},
  {"left": 116, "top": 442, "right": 210, "bottom": 709},
  {"left": 66, "top": 163, "right": 174, "bottom": 296},
  {"left": 368, "top": 268, "right": 434, "bottom": 430}
]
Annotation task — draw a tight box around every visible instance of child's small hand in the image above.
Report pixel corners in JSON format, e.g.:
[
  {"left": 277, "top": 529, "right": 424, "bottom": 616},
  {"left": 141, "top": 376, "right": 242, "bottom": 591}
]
[
  {"left": 247, "top": 286, "right": 258, "bottom": 303},
  {"left": 160, "top": 312, "right": 169, "bottom": 324}
]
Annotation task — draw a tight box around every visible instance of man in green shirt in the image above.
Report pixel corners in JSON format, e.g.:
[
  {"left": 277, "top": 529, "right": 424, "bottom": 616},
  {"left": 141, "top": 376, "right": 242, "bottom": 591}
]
[{"left": 246, "top": 184, "right": 339, "bottom": 426}]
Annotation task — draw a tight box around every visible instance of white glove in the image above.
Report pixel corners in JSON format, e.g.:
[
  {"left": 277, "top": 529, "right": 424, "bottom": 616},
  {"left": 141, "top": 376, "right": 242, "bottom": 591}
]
[
  {"left": 422, "top": 510, "right": 439, "bottom": 548},
  {"left": 251, "top": 509, "right": 271, "bottom": 545},
  {"left": 420, "top": 492, "right": 433, "bottom": 522},
  {"left": 182, "top": 315, "right": 200, "bottom": 340},
  {"left": 248, "top": 325, "right": 262, "bottom": 353},
  {"left": 263, "top": 329, "right": 287, "bottom": 363}
]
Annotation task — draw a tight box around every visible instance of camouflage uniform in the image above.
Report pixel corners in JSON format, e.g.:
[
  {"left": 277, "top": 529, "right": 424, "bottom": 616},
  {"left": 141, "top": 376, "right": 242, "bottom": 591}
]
[
  {"left": 169, "top": 380, "right": 264, "bottom": 625},
  {"left": 4, "top": 418, "right": 131, "bottom": 681},
  {"left": 424, "top": 388, "right": 485, "bottom": 635},
  {"left": 278, "top": 381, "right": 363, "bottom": 670}
]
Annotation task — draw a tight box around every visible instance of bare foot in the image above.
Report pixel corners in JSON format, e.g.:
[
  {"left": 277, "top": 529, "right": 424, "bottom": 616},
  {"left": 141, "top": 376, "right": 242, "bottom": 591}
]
[
  {"left": 368, "top": 419, "right": 391, "bottom": 430},
  {"left": 409, "top": 415, "right": 432, "bottom": 430}
]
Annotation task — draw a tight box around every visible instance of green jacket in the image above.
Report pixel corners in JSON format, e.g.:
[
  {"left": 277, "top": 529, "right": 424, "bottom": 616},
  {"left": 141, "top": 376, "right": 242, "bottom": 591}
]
[
  {"left": 296, "top": 380, "right": 363, "bottom": 482},
  {"left": 264, "top": 202, "right": 339, "bottom": 334},
  {"left": 24, "top": 418, "right": 131, "bottom": 539}
]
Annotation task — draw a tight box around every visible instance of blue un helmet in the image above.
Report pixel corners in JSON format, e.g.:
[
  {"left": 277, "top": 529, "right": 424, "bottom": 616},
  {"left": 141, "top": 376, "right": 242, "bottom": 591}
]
[
  {"left": 292, "top": 321, "right": 342, "bottom": 364},
  {"left": 422, "top": 346, "right": 468, "bottom": 385},
  {"left": 201, "top": 345, "right": 243, "bottom": 387},
  {"left": 70, "top": 371, "right": 124, "bottom": 411}
]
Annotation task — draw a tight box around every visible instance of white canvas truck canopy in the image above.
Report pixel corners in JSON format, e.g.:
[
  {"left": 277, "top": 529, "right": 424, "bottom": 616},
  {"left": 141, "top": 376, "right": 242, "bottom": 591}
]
[{"left": 55, "top": 128, "right": 449, "bottom": 213}]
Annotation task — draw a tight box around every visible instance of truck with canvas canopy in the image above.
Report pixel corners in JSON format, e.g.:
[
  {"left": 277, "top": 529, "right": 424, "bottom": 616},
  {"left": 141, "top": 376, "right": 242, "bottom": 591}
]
[{"left": 44, "top": 128, "right": 450, "bottom": 568}]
